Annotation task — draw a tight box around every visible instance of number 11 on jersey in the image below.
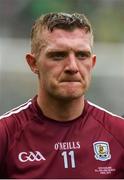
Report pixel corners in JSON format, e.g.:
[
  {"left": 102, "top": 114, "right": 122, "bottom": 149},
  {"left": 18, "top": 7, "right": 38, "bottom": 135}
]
[{"left": 61, "top": 150, "right": 76, "bottom": 169}]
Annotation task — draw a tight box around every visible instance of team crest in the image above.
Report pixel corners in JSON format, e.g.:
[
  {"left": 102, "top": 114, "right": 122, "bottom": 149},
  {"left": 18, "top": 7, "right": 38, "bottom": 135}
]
[{"left": 93, "top": 141, "right": 111, "bottom": 161}]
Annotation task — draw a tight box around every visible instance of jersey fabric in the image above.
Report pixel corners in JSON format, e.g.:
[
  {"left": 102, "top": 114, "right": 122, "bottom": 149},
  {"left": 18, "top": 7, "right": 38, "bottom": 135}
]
[{"left": 0, "top": 96, "right": 124, "bottom": 179}]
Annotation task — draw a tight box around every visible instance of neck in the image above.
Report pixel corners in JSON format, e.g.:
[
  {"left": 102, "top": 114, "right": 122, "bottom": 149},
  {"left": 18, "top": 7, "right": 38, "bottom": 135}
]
[{"left": 37, "top": 93, "right": 84, "bottom": 122}]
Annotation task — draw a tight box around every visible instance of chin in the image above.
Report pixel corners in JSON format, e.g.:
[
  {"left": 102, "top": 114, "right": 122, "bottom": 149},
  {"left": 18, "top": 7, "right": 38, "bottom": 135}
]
[
  {"left": 48, "top": 84, "right": 86, "bottom": 100},
  {"left": 55, "top": 91, "right": 84, "bottom": 101}
]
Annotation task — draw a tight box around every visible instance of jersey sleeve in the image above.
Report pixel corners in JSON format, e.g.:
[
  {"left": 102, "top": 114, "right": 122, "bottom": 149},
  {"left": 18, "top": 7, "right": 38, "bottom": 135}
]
[
  {"left": 0, "top": 120, "right": 8, "bottom": 168},
  {"left": 106, "top": 115, "right": 124, "bottom": 149}
]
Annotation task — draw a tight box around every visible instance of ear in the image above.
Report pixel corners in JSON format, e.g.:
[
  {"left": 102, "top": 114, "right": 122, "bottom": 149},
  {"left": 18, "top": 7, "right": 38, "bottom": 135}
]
[
  {"left": 26, "top": 53, "right": 39, "bottom": 74},
  {"left": 91, "top": 54, "right": 96, "bottom": 68}
]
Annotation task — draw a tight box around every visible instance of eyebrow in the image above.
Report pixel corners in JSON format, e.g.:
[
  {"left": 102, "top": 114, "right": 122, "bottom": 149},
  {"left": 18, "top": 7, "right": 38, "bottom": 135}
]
[
  {"left": 75, "top": 51, "right": 92, "bottom": 57},
  {"left": 45, "top": 49, "right": 92, "bottom": 58},
  {"left": 46, "top": 51, "right": 68, "bottom": 58}
]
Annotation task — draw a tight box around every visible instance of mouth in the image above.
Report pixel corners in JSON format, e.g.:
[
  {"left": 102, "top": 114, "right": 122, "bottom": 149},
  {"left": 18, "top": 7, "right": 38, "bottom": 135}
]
[
  {"left": 60, "top": 78, "right": 81, "bottom": 82},
  {"left": 60, "top": 80, "right": 81, "bottom": 84},
  {"left": 60, "top": 79, "right": 81, "bottom": 83}
]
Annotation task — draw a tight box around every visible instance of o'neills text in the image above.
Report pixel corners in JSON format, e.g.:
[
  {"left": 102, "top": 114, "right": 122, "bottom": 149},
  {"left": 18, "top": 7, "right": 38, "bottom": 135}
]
[{"left": 54, "top": 141, "right": 80, "bottom": 150}]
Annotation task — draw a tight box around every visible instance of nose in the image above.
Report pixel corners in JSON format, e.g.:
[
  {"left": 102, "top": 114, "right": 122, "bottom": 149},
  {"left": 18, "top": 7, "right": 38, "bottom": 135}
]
[{"left": 64, "top": 53, "right": 79, "bottom": 74}]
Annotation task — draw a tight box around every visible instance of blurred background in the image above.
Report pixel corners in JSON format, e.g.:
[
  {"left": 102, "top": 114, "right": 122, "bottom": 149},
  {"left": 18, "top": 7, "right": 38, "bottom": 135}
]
[{"left": 0, "top": 0, "right": 124, "bottom": 116}]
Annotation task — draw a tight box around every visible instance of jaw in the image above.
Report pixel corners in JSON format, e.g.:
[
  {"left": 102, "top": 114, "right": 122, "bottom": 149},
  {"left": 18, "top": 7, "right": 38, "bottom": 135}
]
[{"left": 49, "top": 82, "right": 85, "bottom": 100}]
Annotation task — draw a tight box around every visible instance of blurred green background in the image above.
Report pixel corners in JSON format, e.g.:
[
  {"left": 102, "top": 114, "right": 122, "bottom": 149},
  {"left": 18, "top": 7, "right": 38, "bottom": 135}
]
[
  {"left": 0, "top": 0, "right": 124, "bottom": 116},
  {"left": 1, "top": 0, "right": 124, "bottom": 42}
]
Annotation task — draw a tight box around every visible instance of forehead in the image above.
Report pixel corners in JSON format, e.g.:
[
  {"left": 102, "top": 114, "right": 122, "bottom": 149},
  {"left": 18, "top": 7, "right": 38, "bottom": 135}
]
[{"left": 41, "top": 28, "right": 92, "bottom": 51}]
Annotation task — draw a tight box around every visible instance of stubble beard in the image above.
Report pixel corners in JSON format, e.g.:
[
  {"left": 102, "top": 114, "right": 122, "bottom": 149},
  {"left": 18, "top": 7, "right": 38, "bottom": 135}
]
[
  {"left": 46, "top": 83, "right": 86, "bottom": 102},
  {"left": 40, "top": 77, "right": 91, "bottom": 102}
]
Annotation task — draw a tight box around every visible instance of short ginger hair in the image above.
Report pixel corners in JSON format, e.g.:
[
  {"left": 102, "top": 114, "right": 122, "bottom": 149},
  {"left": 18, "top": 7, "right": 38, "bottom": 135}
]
[{"left": 31, "top": 12, "right": 94, "bottom": 57}]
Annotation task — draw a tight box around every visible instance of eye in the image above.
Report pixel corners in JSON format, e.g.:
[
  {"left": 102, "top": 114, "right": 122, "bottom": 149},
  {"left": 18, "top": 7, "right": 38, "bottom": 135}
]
[
  {"left": 75, "top": 51, "right": 91, "bottom": 60},
  {"left": 47, "top": 51, "right": 67, "bottom": 60}
]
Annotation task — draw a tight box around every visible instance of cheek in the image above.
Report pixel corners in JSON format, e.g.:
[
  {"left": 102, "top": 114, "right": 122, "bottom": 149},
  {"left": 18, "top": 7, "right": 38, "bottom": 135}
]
[
  {"left": 79, "top": 62, "right": 92, "bottom": 77},
  {"left": 84, "top": 59, "right": 94, "bottom": 71},
  {"left": 38, "top": 61, "right": 60, "bottom": 84},
  {"left": 43, "top": 61, "right": 63, "bottom": 78},
  {"left": 37, "top": 60, "right": 51, "bottom": 78}
]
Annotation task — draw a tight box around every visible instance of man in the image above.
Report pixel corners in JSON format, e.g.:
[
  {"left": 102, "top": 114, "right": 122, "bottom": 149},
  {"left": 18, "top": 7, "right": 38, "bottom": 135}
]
[{"left": 0, "top": 12, "right": 124, "bottom": 179}]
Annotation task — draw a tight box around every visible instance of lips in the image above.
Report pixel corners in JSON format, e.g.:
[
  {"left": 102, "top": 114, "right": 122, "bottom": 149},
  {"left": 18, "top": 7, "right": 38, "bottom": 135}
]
[
  {"left": 59, "top": 75, "right": 82, "bottom": 83},
  {"left": 60, "top": 79, "right": 81, "bottom": 82}
]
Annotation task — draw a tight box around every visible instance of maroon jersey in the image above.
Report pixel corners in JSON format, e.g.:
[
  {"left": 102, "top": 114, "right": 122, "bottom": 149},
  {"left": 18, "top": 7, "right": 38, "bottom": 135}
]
[{"left": 0, "top": 96, "right": 124, "bottom": 179}]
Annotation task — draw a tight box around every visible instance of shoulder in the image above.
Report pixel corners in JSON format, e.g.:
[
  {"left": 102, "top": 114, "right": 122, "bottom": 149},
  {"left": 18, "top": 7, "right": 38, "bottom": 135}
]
[
  {"left": 87, "top": 100, "right": 124, "bottom": 147},
  {"left": 0, "top": 98, "right": 32, "bottom": 120},
  {"left": 0, "top": 98, "right": 33, "bottom": 137},
  {"left": 0, "top": 98, "right": 32, "bottom": 166},
  {"left": 87, "top": 100, "right": 124, "bottom": 119}
]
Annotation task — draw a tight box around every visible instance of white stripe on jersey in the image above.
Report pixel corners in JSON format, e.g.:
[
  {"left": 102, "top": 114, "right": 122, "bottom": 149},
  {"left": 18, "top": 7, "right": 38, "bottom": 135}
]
[
  {"left": 88, "top": 100, "right": 124, "bottom": 119},
  {"left": 0, "top": 99, "right": 32, "bottom": 120}
]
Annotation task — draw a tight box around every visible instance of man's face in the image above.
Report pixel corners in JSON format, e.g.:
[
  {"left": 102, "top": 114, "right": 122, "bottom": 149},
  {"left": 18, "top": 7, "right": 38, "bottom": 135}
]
[{"left": 34, "top": 28, "right": 96, "bottom": 100}]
